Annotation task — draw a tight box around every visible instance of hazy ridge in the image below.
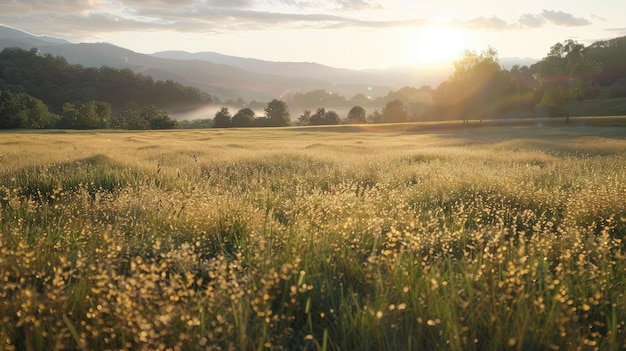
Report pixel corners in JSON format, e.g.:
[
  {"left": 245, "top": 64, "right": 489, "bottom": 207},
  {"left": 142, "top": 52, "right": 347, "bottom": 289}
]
[{"left": 0, "top": 24, "right": 538, "bottom": 103}]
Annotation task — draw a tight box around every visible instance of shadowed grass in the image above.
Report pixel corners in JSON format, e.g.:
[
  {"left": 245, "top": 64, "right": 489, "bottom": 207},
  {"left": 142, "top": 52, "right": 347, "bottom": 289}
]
[{"left": 1, "top": 154, "right": 145, "bottom": 200}]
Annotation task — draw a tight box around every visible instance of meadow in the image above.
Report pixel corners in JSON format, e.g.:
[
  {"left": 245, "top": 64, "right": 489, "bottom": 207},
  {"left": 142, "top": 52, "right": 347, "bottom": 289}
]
[{"left": 1, "top": 118, "right": 626, "bottom": 350}]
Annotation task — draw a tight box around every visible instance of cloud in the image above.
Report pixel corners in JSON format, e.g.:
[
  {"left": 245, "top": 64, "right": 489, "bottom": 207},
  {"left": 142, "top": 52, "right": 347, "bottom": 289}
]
[
  {"left": 516, "top": 9, "right": 588, "bottom": 28},
  {"left": 0, "top": 0, "right": 421, "bottom": 38},
  {"left": 589, "top": 14, "right": 607, "bottom": 22},
  {"left": 462, "top": 16, "right": 508, "bottom": 30},
  {"left": 540, "top": 9, "right": 591, "bottom": 27},
  {"left": 518, "top": 13, "right": 545, "bottom": 28},
  {"left": 207, "top": 0, "right": 254, "bottom": 7},
  {"left": 0, "top": 0, "right": 596, "bottom": 42},
  {"left": 276, "top": 0, "right": 379, "bottom": 10},
  {"left": 460, "top": 10, "right": 595, "bottom": 31},
  {"left": 0, "top": 0, "right": 98, "bottom": 14},
  {"left": 335, "top": 0, "right": 382, "bottom": 10}
]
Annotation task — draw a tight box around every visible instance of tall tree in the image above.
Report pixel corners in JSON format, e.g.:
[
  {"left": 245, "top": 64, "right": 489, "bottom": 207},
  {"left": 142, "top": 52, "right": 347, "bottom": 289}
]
[
  {"left": 324, "top": 110, "right": 341, "bottom": 125},
  {"left": 114, "top": 108, "right": 150, "bottom": 130},
  {"left": 298, "top": 109, "right": 312, "bottom": 126},
  {"left": 143, "top": 106, "right": 178, "bottom": 129},
  {"left": 434, "top": 48, "right": 507, "bottom": 123},
  {"left": 264, "top": 99, "right": 290, "bottom": 126},
  {"left": 309, "top": 107, "right": 327, "bottom": 125},
  {"left": 231, "top": 107, "right": 255, "bottom": 127},
  {"left": 382, "top": 100, "right": 408, "bottom": 123},
  {"left": 533, "top": 40, "right": 601, "bottom": 122},
  {"left": 213, "top": 107, "right": 232, "bottom": 128},
  {"left": 367, "top": 109, "right": 383, "bottom": 123},
  {"left": 346, "top": 105, "right": 367, "bottom": 123}
]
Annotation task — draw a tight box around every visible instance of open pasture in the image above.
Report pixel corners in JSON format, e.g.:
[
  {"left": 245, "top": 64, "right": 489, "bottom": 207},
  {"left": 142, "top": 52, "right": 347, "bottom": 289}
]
[{"left": 1, "top": 118, "right": 626, "bottom": 350}]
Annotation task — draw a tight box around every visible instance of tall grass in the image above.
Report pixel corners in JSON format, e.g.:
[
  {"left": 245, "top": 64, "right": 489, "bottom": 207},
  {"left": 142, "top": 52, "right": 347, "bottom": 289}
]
[{"left": 1, "top": 122, "right": 626, "bottom": 350}]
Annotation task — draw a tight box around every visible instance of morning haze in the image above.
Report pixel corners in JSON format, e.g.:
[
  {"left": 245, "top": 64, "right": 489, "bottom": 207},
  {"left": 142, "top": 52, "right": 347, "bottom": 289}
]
[{"left": 1, "top": 1, "right": 626, "bottom": 350}]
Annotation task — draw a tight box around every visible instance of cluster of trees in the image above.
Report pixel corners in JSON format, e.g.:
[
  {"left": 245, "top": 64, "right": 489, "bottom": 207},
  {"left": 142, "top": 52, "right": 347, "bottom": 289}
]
[
  {"left": 286, "top": 86, "right": 433, "bottom": 122},
  {"left": 294, "top": 99, "right": 414, "bottom": 126},
  {"left": 0, "top": 90, "right": 57, "bottom": 129},
  {"left": 211, "top": 99, "right": 290, "bottom": 128},
  {"left": 0, "top": 89, "right": 179, "bottom": 130},
  {"left": 291, "top": 38, "right": 617, "bottom": 124}
]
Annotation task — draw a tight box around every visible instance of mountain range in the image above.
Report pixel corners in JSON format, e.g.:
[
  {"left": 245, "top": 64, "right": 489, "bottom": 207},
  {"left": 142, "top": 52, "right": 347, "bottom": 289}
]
[{"left": 0, "top": 24, "right": 538, "bottom": 103}]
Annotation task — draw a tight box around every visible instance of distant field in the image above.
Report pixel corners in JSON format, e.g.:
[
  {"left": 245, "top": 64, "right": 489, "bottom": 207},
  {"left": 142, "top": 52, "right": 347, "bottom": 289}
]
[{"left": 1, "top": 117, "right": 626, "bottom": 350}]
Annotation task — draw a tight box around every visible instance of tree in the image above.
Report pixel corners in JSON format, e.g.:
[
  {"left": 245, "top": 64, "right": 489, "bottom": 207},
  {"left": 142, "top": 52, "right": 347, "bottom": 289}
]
[
  {"left": 309, "top": 108, "right": 326, "bottom": 125},
  {"left": 143, "top": 106, "right": 178, "bottom": 129},
  {"left": 0, "top": 90, "right": 57, "bottom": 129},
  {"left": 434, "top": 48, "right": 507, "bottom": 123},
  {"left": 298, "top": 109, "right": 312, "bottom": 126},
  {"left": 231, "top": 108, "right": 255, "bottom": 127},
  {"left": 60, "top": 101, "right": 111, "bottom": 129},
  {"left": 382, "top": 86, "right": 435, "bottom": 121},
  {"left": 382, "top": 100, "right": 408, "bottom": 123},
  {"left": 113, "top": 105, "right": 176, "bottom": 130},
  {"left": 346, "top": 105, "right": 367, "bottom": 123},
  {"left": 213, "top": 107, "right": 232, "bottom": 128},
  {"left": 115, "top": 108, "right": 150, "bottom": 130},
  {"left": 367, "top": 109, "right": 383, "bottom": 123},
  {"left": 84, "top": 101, "right": 112, "bottom": 129},
  {"left": 534, "top": 40, "right": 601, "bottom": 122},
  {"left": 308, "top": 107, "right": 340, "bottom": 125},
  {"left": 264, "top": 99, "right": 290, "bottom": 126},
  {"left": 324, "top": 110, "right": 341, "bottom": 125}
]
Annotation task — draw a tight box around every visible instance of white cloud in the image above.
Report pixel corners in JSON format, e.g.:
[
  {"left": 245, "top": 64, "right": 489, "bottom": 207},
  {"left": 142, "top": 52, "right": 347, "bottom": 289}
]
[
  {"left": 462, "top": 16, "right": 509, "bottom": 30},
  {"left": 540, "top": 9, "right": 591, "bottom": 27},
  {"left": 518, "top": 13, "right": 545, "bottom": 28}
]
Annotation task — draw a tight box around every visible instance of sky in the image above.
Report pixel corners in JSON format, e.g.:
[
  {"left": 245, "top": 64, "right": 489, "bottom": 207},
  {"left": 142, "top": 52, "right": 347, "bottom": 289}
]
[{"left": 1, "top": 0, "right": 625, "bottom": 70}]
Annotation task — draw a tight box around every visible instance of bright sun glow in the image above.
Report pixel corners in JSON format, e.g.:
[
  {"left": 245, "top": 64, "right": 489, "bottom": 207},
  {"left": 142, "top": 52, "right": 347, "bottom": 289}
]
[{"left": 408, "top": 25, "right": 470, "bottom": 64}]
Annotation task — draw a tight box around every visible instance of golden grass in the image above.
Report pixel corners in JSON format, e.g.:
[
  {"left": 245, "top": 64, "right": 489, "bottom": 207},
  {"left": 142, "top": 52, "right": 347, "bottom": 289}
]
[{"left": 1, "top": 120, "right": 626, "bottom": 350}]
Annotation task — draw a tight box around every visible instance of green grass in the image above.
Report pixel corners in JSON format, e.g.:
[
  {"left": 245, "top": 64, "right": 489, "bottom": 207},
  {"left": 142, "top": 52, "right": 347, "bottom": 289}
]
[{"left": 1, "top": 117, "right": 626, "bottom": 350}]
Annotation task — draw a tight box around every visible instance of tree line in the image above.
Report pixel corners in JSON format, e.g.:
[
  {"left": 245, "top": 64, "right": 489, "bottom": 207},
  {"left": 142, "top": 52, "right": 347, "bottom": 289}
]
[
  {"left": 0, "top": 47, "right": 213, "bottom": 129},
  {"left": 0, "top": 90, "right": 180, "bottom": 130},
  {"left": 213, "top": 36, "right": 626, "bottom": 128}
]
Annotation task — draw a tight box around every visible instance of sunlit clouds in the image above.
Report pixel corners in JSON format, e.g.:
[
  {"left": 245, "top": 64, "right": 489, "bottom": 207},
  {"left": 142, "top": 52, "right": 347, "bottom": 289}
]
[{"left": 0, "top": 0, "right": 622, "bottom": 68}]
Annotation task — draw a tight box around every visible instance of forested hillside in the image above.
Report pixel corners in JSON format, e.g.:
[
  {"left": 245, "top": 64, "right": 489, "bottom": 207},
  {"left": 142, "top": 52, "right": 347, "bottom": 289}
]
[
  {"left": 587, "top": 36, "right": 626, "bottom": 86},
  {"left": 0, "top": 47, "right": 214, "bottom": 116}
]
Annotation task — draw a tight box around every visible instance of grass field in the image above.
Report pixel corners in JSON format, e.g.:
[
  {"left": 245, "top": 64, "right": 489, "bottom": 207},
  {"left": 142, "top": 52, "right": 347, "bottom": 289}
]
[{"left": 1, "top": 117, "right": 626, "bottom": 350}]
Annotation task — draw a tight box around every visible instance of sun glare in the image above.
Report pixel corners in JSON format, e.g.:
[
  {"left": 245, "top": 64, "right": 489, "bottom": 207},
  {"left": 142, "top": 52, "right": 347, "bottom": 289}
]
[{"left": 408, "top": 25, "right": 469, "bottom": 64}]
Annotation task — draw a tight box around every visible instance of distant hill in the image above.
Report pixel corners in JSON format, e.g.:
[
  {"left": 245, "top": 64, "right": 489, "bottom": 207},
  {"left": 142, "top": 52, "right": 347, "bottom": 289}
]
[
  {"left": 150, "top": 50, "right": 452, "bottom": 88},
  {"left": 0, "top": 24, "right": 541, "bottom": 104},
  {"left": 0, "top": 25, "right": 71, "bottom": 45},
  {"left": 0, "top": 24, "right": 391, "bottom": 102}
]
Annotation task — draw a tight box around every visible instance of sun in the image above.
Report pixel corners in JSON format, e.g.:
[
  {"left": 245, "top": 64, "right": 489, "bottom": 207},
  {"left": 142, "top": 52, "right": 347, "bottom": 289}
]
[{"left": 408, "top": 25, "right": 470, "bottom": 64}]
